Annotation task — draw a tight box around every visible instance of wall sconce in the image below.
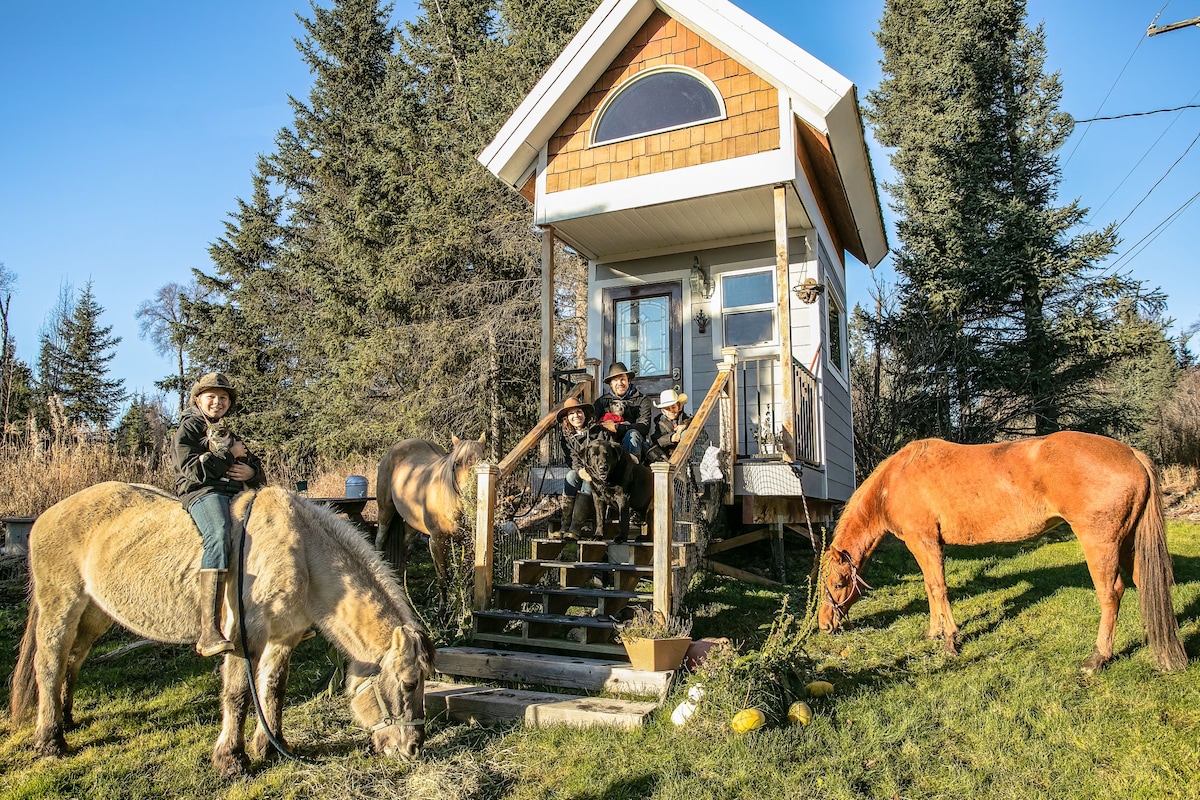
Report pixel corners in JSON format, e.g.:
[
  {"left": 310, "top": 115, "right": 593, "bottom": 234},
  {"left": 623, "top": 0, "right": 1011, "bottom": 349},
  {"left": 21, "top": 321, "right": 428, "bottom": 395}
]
[
  {"left": 792, "top": 277, "right": 825, "bottom": 305},
  {"left": 694, "top": 308, "right": 710, "bottom": 334},
  {"left": 689, "top": 256, "right": 714, "bottom": 299}
]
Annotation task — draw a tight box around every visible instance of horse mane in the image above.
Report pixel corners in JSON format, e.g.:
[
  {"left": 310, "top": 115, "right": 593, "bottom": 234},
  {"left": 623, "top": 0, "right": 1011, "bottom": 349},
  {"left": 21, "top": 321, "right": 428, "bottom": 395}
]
[
  {"left": 830, "top": 444, "right": 910, "bottom": 560},
  {"left": 240, "top": 488, "right": 435, "bottom": 675}
]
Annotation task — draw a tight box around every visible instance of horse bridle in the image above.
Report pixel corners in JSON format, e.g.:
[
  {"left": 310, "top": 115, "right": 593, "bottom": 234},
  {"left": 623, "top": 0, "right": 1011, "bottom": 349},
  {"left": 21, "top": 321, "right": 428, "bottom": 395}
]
[
  {"left": 822, "top": 551, "right": 872, "bottom": 624},
  {"left": 354, "top": 676, "right": 426, "bottom": 732}
]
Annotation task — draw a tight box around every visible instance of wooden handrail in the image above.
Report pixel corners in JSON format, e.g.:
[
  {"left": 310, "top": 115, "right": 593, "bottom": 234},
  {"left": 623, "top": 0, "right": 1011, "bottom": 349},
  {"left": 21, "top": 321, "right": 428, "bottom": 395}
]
[
  {"left": 496, "top": 379, "right": 593, "bottom": 479},
  {"left": 668, "top": 369, "right": 730, "bottom": 472}
]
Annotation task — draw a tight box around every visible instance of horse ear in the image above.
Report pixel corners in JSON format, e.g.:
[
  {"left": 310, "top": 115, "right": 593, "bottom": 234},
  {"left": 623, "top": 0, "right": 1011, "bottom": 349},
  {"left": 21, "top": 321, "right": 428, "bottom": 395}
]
[
  {"left": 477, "top": 433, "right": 485, "bottom": 444},
  {"left": 391, "top": 626, "right": 408, "bottom": 652},
  {"left": 451, "top": 434, "right": 461, "bottom": 447}
]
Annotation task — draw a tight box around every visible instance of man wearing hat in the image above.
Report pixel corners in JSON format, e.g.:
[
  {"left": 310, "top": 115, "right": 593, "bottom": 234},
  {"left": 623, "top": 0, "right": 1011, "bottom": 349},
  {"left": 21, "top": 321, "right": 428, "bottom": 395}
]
[
  {"left": 172, "top": 372, "right": 266, "bottom": 656},
  {"left": 646, "top": 389, "right": 692, "bottom": 464},
  {"left": 593, "top": 362, "right": 654, "bottom": 463}
]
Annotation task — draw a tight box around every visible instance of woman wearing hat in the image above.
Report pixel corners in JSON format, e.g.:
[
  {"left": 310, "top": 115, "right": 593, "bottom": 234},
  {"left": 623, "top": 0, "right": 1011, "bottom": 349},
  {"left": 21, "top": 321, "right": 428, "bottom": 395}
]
[
  {"left": 555, "top": 397, "right": 596, "bottom": 539},
  {"left": 172, "top": 372, "right": 266, "bottom": 656},
  {"left": 646, "top": 389, "right": 692, "bottom": 464},
  {"left": 592, "top": 362, "right": 654, "bottom": 463}
]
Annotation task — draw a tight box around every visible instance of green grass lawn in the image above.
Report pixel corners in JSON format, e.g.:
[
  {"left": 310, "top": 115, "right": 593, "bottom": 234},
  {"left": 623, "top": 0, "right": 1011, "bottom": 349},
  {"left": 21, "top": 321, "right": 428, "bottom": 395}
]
[{"left": 4, "top": 522, "right": 1200, "bottom": 799}]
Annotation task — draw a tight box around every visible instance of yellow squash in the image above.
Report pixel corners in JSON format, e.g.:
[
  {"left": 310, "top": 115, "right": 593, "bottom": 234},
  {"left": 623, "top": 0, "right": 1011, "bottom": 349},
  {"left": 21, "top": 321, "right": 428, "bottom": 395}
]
[
  {"left": 805, "top": 680, "right": 834, "bottom": 697},
  {"left": 730, "top": 708, "right": 767, "bottom": 733},
  {"left": 787, "top": 701, "right": 813, "bottom": 726}
]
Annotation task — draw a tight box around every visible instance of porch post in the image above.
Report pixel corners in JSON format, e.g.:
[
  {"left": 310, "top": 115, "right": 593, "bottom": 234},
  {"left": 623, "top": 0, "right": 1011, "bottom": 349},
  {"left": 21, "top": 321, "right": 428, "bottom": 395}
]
[
  {"left": 651, "top": 462, "right": 673, "bottom": 618},
  {"left": 473, "top": 463, "right": 498, "bottom": 611},
  {"left": 584, "top": 358, "right": 601, "bottom": 402},
  {"left": 719, "top": 347, "right": 738, "bottom": 505},
  {"left": 773, "top": 184, "right": 795, "bottom": 458},
  {"left": 540, "top": 226, "right": 556, "bottom": 461}
]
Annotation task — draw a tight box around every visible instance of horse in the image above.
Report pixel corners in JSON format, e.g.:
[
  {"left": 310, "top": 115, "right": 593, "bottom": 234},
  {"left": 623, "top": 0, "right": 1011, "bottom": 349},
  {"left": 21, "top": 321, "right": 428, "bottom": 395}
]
[
  {"left": 9, "top": 482, "right": 436, "bottom": 778},
  {"left": 375, "top": 434, "right": 485, "bottom": 610},
  {"left": 818, "top": 431, "right": 1188, "bottom": 674}
]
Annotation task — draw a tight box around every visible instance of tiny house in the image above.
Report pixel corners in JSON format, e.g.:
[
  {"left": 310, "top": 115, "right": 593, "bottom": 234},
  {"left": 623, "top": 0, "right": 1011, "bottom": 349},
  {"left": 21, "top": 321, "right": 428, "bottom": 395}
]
[{"left": 480, "top": 0, "right": 886, "bottom": 527}]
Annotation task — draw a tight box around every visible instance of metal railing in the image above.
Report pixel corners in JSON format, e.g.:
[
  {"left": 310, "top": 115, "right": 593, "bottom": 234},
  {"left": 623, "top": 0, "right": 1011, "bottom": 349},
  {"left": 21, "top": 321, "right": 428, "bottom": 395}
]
[{"left": 792, "top": 357, "right": 820, "bottom": 467}]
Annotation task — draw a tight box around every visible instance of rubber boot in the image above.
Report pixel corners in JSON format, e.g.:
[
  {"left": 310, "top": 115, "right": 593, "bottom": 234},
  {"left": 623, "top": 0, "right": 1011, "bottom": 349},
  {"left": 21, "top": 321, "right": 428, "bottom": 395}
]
[
  {"left": 568, "top": 492, "right": 595, "bottom": 540},
  {"left": 196, "top": 569, "right": 234, "bottom": 657},
  {"left": 555, "top": 495, "right": 576, "bottom": 541}
]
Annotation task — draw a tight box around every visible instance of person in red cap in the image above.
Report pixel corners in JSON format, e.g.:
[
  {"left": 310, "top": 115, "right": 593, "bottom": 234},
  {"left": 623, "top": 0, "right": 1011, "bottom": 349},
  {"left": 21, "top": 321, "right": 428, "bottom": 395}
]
[{"left": 172, "top": 372, "right": 266, "bottom": 656}]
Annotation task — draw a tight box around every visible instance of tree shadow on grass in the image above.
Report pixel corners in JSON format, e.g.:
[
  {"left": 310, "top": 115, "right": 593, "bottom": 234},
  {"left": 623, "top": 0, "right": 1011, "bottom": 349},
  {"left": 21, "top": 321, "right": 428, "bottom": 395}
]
[{"left": 569, "top": 773, "right": 658, "bottom": 800}]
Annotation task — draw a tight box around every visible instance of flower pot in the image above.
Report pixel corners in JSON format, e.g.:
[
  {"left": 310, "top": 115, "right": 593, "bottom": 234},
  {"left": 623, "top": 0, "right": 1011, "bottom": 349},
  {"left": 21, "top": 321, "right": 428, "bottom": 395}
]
[{"left": 622, "top": 636, "right": 692, "bottom": 671}]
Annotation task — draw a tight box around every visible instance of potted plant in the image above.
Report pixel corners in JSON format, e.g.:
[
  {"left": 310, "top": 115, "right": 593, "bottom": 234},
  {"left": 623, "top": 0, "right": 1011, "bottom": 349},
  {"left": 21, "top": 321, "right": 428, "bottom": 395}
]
[{"left": 618, "top": 607, "right": 694, "bottom": 671}]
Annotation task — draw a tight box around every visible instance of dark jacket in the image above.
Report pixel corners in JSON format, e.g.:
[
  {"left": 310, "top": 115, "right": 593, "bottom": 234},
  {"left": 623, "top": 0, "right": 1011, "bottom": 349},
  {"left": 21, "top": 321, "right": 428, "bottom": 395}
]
[
  {"left": 173, "top": 405, "right": 266, "bottom": 507},
  {"left": 652, "top": 409, "right": 693, "bottom": 455},
  {"left": 558, "top": 424, "right": 592, "bottom": 472},
  {"left": 593, "top": 385, "right": 653, "bottom": 440}
]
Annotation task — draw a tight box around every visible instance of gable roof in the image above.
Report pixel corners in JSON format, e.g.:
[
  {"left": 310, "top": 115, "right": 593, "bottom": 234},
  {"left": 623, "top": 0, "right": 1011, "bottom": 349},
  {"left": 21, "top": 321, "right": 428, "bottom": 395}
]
[{"left": 480, "top": 0, "right": 887, "bottom": 267}]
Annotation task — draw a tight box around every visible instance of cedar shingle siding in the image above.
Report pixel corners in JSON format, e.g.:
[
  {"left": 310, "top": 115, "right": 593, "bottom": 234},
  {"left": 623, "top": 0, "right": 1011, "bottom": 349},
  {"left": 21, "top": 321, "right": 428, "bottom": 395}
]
[{"left": 546, "top": 11, "right": 779, "bottom": 193}]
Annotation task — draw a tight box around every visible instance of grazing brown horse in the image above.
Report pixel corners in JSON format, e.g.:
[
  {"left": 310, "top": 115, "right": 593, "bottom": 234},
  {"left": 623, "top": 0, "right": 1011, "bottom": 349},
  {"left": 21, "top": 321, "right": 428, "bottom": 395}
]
[
  {"left": 376, "top": 434, "right": 484, "bottom": 610},
  {"left": 818, "top": 432, "right": 1187, "bottom": 673},
  {"left": 9, "top": 483, "right": 435, "bottom": 778}
]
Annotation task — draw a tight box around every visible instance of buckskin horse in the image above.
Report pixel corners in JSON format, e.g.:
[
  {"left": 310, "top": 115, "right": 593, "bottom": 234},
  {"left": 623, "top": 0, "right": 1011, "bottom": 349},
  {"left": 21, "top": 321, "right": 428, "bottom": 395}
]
[
  {"left": 818, "top": 432, "right": 1187, "bottom": 673},
  {"left": 9, "top": 483, "right": 435, "bottom": 778},
  {"left": 375, "top": 434, "right": 485, "bottom": 611}
]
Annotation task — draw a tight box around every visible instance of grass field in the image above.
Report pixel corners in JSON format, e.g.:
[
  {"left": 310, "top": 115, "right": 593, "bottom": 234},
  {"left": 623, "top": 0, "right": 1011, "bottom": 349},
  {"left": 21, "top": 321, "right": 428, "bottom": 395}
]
[{"left": 3, "top": 520, "right": 1200, "bottom": 799}]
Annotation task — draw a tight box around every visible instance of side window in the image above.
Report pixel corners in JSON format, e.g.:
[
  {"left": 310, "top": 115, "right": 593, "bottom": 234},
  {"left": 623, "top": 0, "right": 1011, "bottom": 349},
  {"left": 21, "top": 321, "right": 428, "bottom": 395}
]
[
  {"left": 721, "top": 270, "right": 776, "bottom": 347},
  {"left": 827, "top": 293, "right": 846, "bottom": 376},
  {"left": 592, "top": 67, "right": 725, "bottom": 146}
]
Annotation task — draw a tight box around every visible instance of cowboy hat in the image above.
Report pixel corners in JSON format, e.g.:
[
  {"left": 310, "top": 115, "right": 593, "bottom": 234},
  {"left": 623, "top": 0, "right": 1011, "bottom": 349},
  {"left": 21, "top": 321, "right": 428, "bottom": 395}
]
[
  {"left": 602, "top": 362, "right": 636, "bottom": 384},
  {"left": 555, "top": 397, "right": 595, "bottom": 424},
  {"left": 655, "top": 389, "right": 688, "bottom": 409},
  {"left": 190, "top": 372, "right": 238, "bottom": 408}
]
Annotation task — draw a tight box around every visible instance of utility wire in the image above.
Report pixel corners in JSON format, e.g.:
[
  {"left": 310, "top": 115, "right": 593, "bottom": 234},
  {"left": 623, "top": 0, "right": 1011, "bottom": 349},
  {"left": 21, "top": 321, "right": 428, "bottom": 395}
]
[
  {"left": 1073, "top": 103, "right": 1200, "bottom": 123},
  {"left": 1085, "top": 89, "right": 1200, "bottom": 224},
  {"left": 1106, "top": 187, "right": 1200, "bottom": 276},
  {"left": 1113, "top": 127, "right": 1200, "bottom": 232}
]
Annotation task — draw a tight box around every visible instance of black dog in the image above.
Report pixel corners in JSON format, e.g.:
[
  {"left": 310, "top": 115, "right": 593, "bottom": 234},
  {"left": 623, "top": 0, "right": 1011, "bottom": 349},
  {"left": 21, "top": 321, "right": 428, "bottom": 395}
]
[{"left": 581, "top": 437, "right": 653, "bottom": 542}]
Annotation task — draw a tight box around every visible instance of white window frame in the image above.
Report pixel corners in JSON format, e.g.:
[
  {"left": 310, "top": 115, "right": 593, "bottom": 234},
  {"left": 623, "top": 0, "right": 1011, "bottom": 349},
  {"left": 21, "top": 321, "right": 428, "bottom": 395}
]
[
  {"left": 826, "top": 290, "right": 848, "bottom": 379},
  {"left": 718, "top": 266, "right": 778, "bottom": 356},
  {"left": 589, "top": 65, "right": 727, "bottom": 147}
]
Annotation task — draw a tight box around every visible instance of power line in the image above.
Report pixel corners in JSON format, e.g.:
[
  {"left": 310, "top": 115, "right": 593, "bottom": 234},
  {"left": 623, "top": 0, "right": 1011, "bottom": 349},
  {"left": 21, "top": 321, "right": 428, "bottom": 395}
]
[
  {"left": 1072, "top": 103, "right": 1200, "bottom": 123},
  {"left": 1106, "top": 187, "right": 1200, "bottom": 276},
  {"left": 1113, "top": 127, "right": 1200, "bottom": 232}
]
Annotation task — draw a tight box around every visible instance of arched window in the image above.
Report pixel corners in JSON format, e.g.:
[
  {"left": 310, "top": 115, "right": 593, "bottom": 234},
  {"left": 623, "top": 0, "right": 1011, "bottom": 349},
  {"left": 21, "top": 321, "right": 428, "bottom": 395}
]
[{"left": 591, "top": 67, "right": 725, "bottom": 146}]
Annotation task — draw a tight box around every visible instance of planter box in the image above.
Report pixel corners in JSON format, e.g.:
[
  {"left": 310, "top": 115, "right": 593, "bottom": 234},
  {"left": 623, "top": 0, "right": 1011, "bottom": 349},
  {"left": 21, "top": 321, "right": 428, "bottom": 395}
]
[{"left": 622, "top": 637, "right": 692, "bottom": 672}]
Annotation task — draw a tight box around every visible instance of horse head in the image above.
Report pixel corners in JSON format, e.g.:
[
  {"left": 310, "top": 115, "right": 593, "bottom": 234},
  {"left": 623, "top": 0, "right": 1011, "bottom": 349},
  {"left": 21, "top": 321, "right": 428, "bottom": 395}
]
[
  {"left": 348, "top": 626, "right": 435, "bottom": 760},
  {"left": 818, "top": 548, "right": 871, "bottom": 633},
  {"left": 448, "top": 433, "right": 485, "bottom": 494}
]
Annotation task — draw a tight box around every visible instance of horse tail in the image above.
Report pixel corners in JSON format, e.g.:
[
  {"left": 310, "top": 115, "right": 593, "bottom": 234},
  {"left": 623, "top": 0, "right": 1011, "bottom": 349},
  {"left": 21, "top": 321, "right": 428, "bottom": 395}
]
[
  {"left": 375, "top": 453, "right": 397, "bottom": 551},
  {"left": 1132, "top": 449, "right": 1188, "bottom": 671},
  {"left": 10, "top": 587, "right": 40, "bottom": 724}
]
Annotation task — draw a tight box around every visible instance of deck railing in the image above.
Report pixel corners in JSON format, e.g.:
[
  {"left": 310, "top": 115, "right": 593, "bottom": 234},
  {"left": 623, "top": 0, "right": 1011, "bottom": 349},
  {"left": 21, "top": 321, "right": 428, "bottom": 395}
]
[{"left": 792, "top": 357, "right": 820, "bottom": 467}]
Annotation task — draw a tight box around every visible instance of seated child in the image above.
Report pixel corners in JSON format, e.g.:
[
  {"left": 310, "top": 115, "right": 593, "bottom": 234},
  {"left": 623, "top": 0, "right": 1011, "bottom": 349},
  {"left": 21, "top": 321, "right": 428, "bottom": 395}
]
[{"left": 646, "top": 389, "right": 691, "bottom": 464}]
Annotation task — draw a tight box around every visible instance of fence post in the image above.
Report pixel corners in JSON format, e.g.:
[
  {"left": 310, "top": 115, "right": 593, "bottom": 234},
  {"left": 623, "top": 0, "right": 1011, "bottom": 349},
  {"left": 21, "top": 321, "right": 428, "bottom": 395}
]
[
  {"left": 651, "top": 462, "right": 673, "bottom": 618},
  {"left": 719, "top": 347, "right": 738, "bottom": 505},
  {"left": 473, "top": 463, "right": 498, "bottom": 611}
]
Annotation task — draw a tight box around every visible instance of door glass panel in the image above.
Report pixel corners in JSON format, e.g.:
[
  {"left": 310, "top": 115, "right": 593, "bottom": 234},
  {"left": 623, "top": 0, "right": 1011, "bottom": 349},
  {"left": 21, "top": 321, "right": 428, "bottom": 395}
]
[{"left": 615, "top": 295, "right": 670, "bottom": 377}]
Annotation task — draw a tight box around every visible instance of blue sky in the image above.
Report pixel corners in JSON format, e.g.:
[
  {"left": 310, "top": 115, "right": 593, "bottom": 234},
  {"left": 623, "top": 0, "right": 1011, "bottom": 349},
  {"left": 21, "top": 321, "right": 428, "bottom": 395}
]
[{"left": 1, "top": 0, "right": 1197, "bottom": 404}]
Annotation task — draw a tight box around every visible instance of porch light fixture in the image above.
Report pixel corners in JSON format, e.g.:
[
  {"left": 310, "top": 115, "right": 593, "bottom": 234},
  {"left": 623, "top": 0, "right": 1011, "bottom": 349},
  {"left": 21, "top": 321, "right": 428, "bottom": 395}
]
[
  {"left": 694, "top": 308, "right": 710, "bottom": 334},
  {"left": 689, "top": 257, "right": 714, "bottom": 299},
  {"left": 793, "top": 277, "right": 825, "bottom": 305}
]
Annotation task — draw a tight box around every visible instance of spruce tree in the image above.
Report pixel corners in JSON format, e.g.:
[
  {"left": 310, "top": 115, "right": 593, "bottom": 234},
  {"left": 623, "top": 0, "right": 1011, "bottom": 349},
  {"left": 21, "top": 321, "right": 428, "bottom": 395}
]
[
  {"left": 864, "top": 0, "right": 1169, "bottom": 442},
  {"left": 52, "top": 281, "right": 125, "bottom": 428}
]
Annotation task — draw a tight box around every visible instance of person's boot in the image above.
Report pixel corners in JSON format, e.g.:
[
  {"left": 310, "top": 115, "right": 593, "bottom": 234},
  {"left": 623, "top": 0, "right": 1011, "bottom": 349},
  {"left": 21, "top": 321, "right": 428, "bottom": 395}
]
[
  {"left": 568, "top": 493, "right": 595, "bottom": 540},
  {"left": 554, "top": 495, "right": 576, "bottom": 541},
  {"left": 196, "top": 569, "right": 235, "bottom": 657}
]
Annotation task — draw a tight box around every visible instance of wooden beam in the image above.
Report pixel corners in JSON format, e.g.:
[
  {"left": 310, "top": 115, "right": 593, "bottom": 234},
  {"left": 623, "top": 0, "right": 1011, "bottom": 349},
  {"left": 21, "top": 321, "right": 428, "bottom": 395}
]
[
  {"left": 651, "top": 462, "right": 673, "bottom": 618},
  {"left": 704, "top": 528, "right": 773, "bottom": 555},
  {"left": 774, "top": 184, "right": 795, "bottom": 460},
  {"left": 539, "top": 227, "right": 555, "bottom": 461},
  {"left": 474, "top": 464, "right": 499, "bottom": 611},
  {"left": 700, "top": 558, "right": 782, "bottom": 588}
]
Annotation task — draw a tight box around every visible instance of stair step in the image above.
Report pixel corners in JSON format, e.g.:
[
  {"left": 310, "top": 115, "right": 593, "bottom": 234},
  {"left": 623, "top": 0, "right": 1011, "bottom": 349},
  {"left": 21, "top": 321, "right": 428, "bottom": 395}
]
[
  {"left": 474, "top": 609, "right": 618, "bottom": 629},
  {"left": 493, "top": 584, "right": 651, "bottom": 601},
  {"left": 436, "top": 646, "right": 673, "bottom": 696},
  {"left": 471, "top": 632, "right": 627, "bottom": 658},
  {"left": 514, "top": 559, "right": 654, "bottom": 572},
  {"left": 425, "top": 680, "right": 658, "bottom": 730}
]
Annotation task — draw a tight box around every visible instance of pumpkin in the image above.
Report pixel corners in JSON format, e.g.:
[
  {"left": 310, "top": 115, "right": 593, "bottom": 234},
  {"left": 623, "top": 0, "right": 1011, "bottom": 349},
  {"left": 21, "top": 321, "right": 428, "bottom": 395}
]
[
  {"left": 730, "top": 708, "right": 766, "bottom": 733},
  {"left": 787, "top": 701, "right": 813, "bottom": 726},
  {"left": 805, "top": 680, "right": 834, "bottom": 697}
]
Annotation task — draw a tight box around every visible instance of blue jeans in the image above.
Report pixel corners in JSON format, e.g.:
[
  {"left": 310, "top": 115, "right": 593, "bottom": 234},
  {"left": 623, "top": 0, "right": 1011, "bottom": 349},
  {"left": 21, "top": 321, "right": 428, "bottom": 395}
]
[
  {"left": 622, "top": 430, "right": 644, "bottom": 460},
  {"left": 187, "top": 493, "right": 232, "bottom": 571},
  {"left": 565, "top": 470, "right": 592, "bottom": 496}
]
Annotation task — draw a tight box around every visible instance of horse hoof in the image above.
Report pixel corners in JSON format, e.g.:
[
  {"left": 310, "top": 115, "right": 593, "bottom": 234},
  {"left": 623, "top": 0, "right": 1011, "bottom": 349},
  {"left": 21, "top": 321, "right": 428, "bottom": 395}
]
[
  {"left": 1080, "top": 650, "right": 1108, "bottom": 674},
  {"left": 212, "top": 749, "right": 250, "bottom": 780},
  {"left": 33, "top": 738, "right": 66, "bottom": 759},
  {"left": 943, "top": 638, "right": 959, "bottom": 656}
]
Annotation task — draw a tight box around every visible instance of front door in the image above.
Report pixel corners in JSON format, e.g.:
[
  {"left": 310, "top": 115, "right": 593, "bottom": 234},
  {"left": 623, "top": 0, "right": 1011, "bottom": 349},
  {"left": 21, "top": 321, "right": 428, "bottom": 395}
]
[{"left": 602, "top": 281, "right": 683, "bottom": 400}]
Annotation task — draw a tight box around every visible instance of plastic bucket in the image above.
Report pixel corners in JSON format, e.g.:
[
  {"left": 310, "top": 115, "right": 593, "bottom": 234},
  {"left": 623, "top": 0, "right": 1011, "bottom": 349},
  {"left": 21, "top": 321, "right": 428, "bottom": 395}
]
[{"left": 344, "top": 475, "right": 368, "bottom": 499}]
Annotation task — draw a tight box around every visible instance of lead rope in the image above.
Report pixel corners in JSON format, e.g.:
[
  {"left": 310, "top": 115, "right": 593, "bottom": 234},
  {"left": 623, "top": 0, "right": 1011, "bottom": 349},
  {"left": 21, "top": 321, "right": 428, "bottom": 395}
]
[{"left": 234, "top": 494, "right": 315, "bottom": 765}]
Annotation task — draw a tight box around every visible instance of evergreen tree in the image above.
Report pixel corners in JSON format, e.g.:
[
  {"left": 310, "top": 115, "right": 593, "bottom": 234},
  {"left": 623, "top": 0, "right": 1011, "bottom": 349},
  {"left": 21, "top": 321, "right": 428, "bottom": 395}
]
[
  {"left": 34, "top": 282, "right": 76, "bottom": 429},
  {"left": 55, "top": 281, "right": 125, "bottom": 428},
  {"left": 864, "top": 0, "right": 1167, "bottom": 443}
]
